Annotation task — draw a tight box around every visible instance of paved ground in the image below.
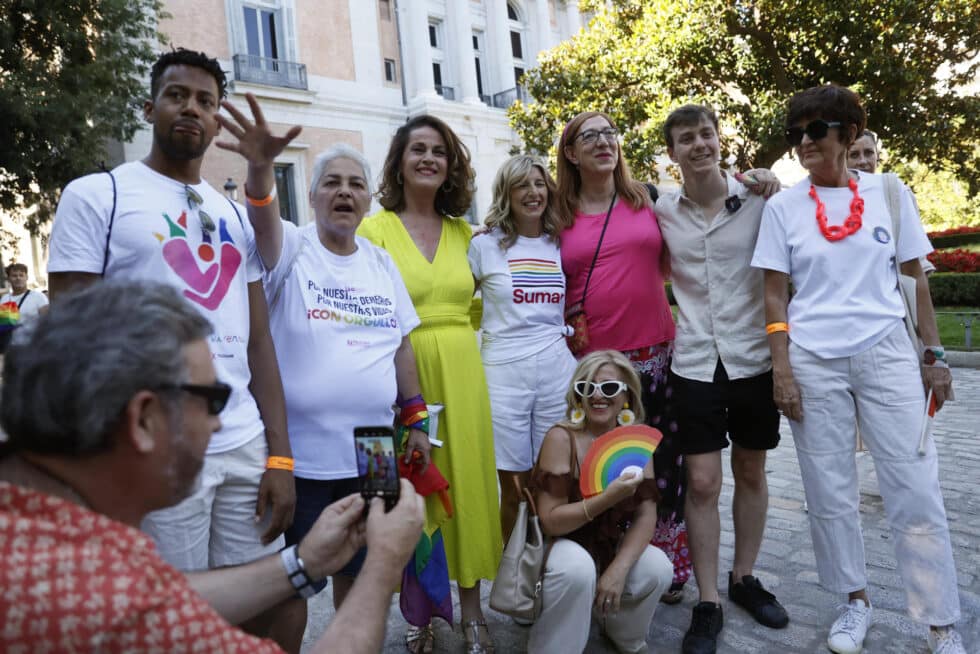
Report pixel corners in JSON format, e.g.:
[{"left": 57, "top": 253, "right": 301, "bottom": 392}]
[{"left": 303, "top": 367, "right": 980, "bottom": 653}]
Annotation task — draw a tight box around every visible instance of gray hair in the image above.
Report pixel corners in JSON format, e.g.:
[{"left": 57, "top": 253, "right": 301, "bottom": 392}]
[
  {"left": 309, "top": 143, "right": 373, "bottom": 200},
  {"left": 0, "top": 280, "right": 213, "bottom": 456}
]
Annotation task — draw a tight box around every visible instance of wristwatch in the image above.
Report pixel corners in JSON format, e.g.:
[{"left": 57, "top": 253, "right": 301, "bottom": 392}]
[
  {"left": 280, "top": 544, "right": 317, "bottom": 598},
  {"left": 923, "top": 346, "right": 946, "bottom": 366}
]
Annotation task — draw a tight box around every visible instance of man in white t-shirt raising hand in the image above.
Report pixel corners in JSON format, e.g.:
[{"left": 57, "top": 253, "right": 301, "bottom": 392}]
[{"left": 47, "top": 48, "right": 296, "bottom": 648}]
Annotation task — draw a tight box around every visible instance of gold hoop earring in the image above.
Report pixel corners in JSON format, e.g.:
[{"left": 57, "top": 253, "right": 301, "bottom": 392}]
[{"left": 396, "top": 171, "right": 404, "bottom": 185}]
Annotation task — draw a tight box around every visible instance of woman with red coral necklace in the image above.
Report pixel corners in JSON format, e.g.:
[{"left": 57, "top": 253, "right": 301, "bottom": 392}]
[{"left": 751, "top": 85, "right": 965, "bottom": 654}]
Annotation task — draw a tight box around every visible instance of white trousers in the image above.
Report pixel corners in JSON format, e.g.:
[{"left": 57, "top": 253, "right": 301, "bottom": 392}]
[
  {"left": 484, "top": 338, "right": 577, "bottom": 471},
  {"left": 788, "top": 324, "right": 960, "bottom": 625},
  {"left": 141, "top": 432, "right": 283, "bottom": 571},
  {"left": 528, "top": 540, "right": 673, "bottom": 653}
]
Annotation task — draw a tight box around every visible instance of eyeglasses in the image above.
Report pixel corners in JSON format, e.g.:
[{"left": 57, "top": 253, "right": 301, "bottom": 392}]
[
  {"left": 784, "top": 120, "right": 842, "bottom": 146},
  {"left": 574, "top": 380, "right": 628, "bottom": 399},
  {"left": 184, "top": 185, "right": 216, "bottom": 233},
  {"left": 160, "top": 381, "right": 232, "bottom": 415},
  {"left": 576, "top": 128, "right": 619, "bottom": 145}
]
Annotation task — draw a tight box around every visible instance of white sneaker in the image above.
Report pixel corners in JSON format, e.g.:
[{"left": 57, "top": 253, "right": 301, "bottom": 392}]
[
  {"left": 827, "top": 599, "right": 872, "bottom": 654},
  {"left": 928, "top": 626, "right": 966, "bottom": 654}
]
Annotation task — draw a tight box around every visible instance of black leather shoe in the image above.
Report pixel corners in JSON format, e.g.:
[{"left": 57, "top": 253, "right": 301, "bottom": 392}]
[
  {"left": 728, "top": 572, "right": 789, "bottom": 629},
  {"left": 682, "top": 601, "right": 723, "bottom": 654}
]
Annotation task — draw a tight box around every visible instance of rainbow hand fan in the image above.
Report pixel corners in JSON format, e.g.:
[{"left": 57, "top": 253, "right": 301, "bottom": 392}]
[{"left": 579, "top": 425, "right": 663, "bottom": 498}]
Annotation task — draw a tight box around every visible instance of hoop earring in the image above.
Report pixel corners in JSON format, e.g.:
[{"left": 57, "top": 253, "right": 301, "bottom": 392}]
[
  {"left": 570, "top": 404, "right": 585, "bottom": 425},
  {"left": 617, "top": 401, "right": 635, "bottom": 426},
  {"left": 396, "top": 171, "right": 404, "bottom": 185}
]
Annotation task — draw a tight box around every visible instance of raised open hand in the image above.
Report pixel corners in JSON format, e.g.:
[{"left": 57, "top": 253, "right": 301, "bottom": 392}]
[{"left": 215, "top": 93, "right": 302, "bottom": 167}]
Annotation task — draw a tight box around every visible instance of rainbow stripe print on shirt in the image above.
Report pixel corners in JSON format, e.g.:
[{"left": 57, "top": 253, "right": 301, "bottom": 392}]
[
  {"left": 0, "top": 302, "right": 20, "bottom": 330},
  {"left": 508, "top": 257, "right": 564, "bottom": 304}
]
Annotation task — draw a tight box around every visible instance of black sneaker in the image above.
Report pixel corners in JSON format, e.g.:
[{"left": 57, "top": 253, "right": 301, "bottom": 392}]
[
  {"left": 728, "top": 572, "right": 789, "bottom": 629},
  {"left": 682, "top": 601, "right": 723, "bottom": 654}
]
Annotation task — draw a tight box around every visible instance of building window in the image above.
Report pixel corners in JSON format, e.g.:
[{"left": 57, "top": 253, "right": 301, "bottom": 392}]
[
  {"left": 473, "top": 31, "right": 488, "bottom": 103},
  {"left": 379, "top": 0, "right": 392, "bottom": 21},
  {"left": 428, "top": 24, "right": 438, "bottom": 47},
  {"left": 384, "top": 58, "right": 397, "bottom": 82},
  {"left": 506, "top": 2, "right": 527, "bottom": 91},
  {"left": 231, "top": 1, "right": 306, "bottom": 90},
  {"left": 275, "top": 164, "right": 298, "bottom": 225},
  {"left": 243, "top": 5, "right": 280, "bottom": 61},
  {"left": 429, "top": 19, "right": 453, "bottom": 99},
  {"left": 432, "top": 62, "right": 443, "bottom": 87}
]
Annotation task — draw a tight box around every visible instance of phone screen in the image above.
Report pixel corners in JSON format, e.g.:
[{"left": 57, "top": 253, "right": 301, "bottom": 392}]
[{"left": 354, "top": 426, "right": 400, "bottom": 511}]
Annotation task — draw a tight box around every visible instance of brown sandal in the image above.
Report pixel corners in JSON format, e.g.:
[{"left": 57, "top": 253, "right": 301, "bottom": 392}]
[
  {"left": 462, "top": 619, "right": 495, "bottom": 654},
  {"left": 405, "top": 624, "right": 434, "bottom": 654},
  {"left": 660, "top": 589, "right": 684, "bottom": 605}
]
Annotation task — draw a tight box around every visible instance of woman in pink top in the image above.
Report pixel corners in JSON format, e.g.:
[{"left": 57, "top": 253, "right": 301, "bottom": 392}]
[{"left": 556, "top": 110, "right": 690, "bottom": 601}]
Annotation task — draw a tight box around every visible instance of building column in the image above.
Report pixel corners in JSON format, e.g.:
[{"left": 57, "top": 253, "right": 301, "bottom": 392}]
[
  {"left": 448, "top": 0, "right": 481, "bottom": 104},
  {"left": 535, "top": 0, "right": 554, "bottom": 57},
  {"left": 489, "top": 0, "right": 515, "bottom": 95},
  {"left": 348, "top": 0, "right": 382, "bottom": 84},
  {"left": 562, "top": 0, "right": 582, "bottom": 39},
  {"left": 400, "top": 0, "right": 436, "bottom": 99}
]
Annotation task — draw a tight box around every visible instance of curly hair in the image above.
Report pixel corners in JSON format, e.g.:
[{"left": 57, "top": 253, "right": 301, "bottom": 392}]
[
  {"left": 555, "top": 111, "right": 649, "bottom": 229},
  {"left": 484, "top": 154, "right": 561, "bottom": 251},
  {"left": 376, "top": 115, "right": 475, "bottom": 218},
  {"left": 151, "top": 48, "right": 228, "bottom": 100}
]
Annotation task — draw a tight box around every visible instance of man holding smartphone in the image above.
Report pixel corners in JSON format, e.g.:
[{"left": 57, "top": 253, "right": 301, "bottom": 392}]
[{"left": 0, "top": 280, "right": 424, "bottom": 654}]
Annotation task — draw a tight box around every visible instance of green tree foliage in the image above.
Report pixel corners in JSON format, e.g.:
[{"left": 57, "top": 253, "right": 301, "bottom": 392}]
[
  {"left": 0, "top": 0, "right": 165, "bottom": 231},
  {"left": 511, "top": 0, "right": 980, "bottom": 196}
]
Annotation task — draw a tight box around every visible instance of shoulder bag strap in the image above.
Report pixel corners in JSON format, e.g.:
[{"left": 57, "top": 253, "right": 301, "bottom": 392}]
[
  {"left": 16, "top": 290, "right": 30, "bottom": 309},
  {"left": 101, "top": 170, "right": 118, "bottom": 276},
  {"left": 578, "top": 192, "right": 617, "bottom": 306}
]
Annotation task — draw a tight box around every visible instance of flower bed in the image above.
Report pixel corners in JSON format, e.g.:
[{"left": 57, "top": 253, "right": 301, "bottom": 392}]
[{"left": 926, "top": 249, "right": 980, "bottom": 273}]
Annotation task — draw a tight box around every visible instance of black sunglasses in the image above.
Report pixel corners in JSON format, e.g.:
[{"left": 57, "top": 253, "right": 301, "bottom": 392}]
[
  {"left": 160, "top": 381, "right": 232, "bottom": 415},
  {"left": 784, "top": 119, "right": 842, "bottom": 146}
]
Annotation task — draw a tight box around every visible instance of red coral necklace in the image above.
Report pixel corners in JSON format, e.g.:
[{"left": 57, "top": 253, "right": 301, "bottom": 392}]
[{"left": 809, "top": 177, "right": 864, "bottom": 242}]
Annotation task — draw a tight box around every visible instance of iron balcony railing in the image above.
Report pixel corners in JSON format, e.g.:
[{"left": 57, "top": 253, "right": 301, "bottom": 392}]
[
  {"left": 233, "top": 54, "right": 308, "bottom": 90},
  {"left": 434, "top": 85, "right": 456, "bottom": 101},
  {"left": 492, "top": 85, "right": 528, "bottom": 109}
]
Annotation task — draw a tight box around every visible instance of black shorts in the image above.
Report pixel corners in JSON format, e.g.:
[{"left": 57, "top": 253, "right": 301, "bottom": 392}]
[
  {"left": 670, "top": 359, "right": 780, "bottom": 456},
  {"left": 285, "top": 476, "right": 367, "bottom": 593}
]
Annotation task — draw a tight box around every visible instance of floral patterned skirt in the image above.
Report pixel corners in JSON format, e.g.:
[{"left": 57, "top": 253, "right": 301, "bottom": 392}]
[{"left": 623, "top": 342, "right": 692, "bottom": 591}]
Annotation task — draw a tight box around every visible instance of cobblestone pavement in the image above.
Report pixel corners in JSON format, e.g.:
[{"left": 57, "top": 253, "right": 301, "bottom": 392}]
[{"left": 303, "top": 367, "right": 980, "bottom": 653}]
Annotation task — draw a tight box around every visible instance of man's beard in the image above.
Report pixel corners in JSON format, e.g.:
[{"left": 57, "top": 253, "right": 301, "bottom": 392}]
[
  {"left": 156, "top": 126, "right": 210, "bottom": 162},
  {"left": 164, "top": 412, "right": 206, "bottom": 505}
]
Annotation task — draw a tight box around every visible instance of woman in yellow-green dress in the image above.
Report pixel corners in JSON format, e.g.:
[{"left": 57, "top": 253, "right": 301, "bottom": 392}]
[{"left": 358, "top": 114, "right": 501, "bottom": 654}]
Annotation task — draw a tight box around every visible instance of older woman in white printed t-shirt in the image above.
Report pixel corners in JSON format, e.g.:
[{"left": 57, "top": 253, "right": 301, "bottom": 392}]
[
  {"left": 468, "top": 154, "right": 577, "bottom": 542},
  {"left": 751, "top": 85, "right": 964, "bottom": 654},
  {"left": 245, "top": 143, "right": 431, "bottom": 652}
]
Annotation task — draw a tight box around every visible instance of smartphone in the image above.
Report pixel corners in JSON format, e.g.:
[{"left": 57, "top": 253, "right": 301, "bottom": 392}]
[{"left": 354, "top": 426, "right": 400, "bottom": 512}]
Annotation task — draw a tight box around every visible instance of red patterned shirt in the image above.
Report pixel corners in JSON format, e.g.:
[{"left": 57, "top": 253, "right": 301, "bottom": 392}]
[{"left": 0, "top": 482, "right": 283, "bottom": 653}]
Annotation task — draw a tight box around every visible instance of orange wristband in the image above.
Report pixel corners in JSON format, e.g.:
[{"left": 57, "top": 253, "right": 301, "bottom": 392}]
[
  {"left": 765, "top": 322, "right": 789, "bottom": 335},
  {"left": 245, "top": 184, "right": 277, "bottom": 207},
  {"left": 266, "top": 456, "right": 294, "bottom": 472}
]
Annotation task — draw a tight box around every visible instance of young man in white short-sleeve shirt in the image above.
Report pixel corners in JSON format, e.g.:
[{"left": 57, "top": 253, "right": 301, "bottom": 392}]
[
  {"left": 47, "top": 48, "right": 294, "bottom": 646},
  {"left": 657, "top": 105, "right": 789, "bottom": 654}
]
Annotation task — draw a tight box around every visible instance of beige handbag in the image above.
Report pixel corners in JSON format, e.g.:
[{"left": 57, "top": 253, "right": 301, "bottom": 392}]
[
  {"left": 882, "top": 172, "right": 922, "bottom": 353},
  {"left": 489, "top": 487, "right": 553, "bottom": 621}
]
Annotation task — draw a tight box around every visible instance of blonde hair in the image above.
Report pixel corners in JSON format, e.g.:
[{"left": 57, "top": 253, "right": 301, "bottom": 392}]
[
  {"left": 559, "top": 349, "right": 644, "bottom": 429},
  {"left": 484, "top": 154, "right": 562, "bottom": 250},
  {"left": 555, "top": 111, "right": 650, "bottom": 229}
]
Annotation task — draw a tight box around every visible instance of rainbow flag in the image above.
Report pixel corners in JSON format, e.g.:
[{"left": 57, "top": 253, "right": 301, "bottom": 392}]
[
  {"left": 398, "top": 460, "right": 454, "bottom": 626},
  {"left": 0, "top": 301, "right": 21, "bottom": 331}
]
